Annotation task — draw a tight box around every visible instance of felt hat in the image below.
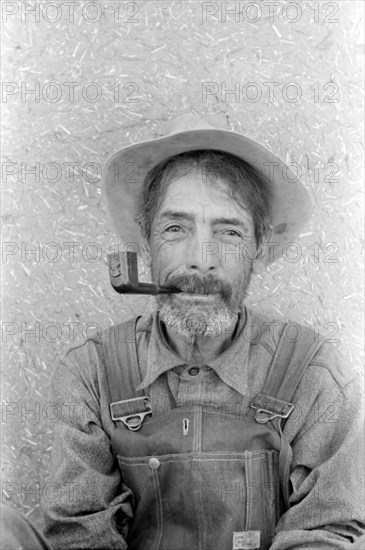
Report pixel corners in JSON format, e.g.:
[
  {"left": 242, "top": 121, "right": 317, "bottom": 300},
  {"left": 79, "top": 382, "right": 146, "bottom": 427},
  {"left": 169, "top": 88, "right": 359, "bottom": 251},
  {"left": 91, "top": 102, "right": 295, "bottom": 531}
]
[{"left": 103, "top": 113, "right": 312, "bottom": 263}]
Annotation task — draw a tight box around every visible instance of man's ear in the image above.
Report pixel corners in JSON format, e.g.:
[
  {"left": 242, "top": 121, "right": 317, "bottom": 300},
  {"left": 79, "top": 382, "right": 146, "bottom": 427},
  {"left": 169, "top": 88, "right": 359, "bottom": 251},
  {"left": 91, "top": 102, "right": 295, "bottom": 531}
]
[
  {"left": 139, "top": 234, "right": 152, "bottom": 268},
  {"left": 252, "top": 247, "right": 266, "bottom": 274},
  {"left": 252, "top": 229, "right": 272, "bottom": 274}
]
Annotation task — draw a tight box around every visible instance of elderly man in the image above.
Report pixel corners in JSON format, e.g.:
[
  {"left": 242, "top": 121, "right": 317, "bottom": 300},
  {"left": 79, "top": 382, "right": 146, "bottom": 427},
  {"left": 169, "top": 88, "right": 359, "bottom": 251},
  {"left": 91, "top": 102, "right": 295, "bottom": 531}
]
[{"left": 2, "top": 115, "right": 363, "bottom": 550}]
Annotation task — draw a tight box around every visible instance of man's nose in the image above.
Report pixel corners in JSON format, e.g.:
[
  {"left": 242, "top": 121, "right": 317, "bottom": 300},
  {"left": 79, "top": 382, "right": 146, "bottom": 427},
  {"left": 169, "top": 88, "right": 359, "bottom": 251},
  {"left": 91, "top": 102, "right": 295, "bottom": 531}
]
[{"left": 185, "top": 234, "right": 220, "bottom": 273}]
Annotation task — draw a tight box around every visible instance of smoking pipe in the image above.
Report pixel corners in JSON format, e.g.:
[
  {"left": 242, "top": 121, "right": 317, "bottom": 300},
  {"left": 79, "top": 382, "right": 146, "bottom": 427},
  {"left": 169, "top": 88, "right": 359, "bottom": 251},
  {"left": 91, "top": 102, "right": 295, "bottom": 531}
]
[{"left": 107, "top": 251, "right": 182, "bottom": 295}]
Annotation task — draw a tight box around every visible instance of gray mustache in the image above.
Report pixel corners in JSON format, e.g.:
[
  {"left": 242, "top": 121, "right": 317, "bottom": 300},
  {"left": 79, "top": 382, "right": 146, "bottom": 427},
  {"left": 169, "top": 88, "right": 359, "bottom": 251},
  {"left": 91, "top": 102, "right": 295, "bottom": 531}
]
[{"left": 166, "top": 274, "right": 232, "bottom": 300}]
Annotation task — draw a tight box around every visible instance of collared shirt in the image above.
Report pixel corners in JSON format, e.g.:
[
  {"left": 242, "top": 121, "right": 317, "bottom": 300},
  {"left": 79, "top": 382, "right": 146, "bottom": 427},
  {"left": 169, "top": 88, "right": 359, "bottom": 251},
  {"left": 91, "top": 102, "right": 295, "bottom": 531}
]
[
  {"left": 133, "top": 310, "right": 253, "bottom": 419},
  {"left": 41, "top": 307, "right": 364, "bottom": 550},
  {"left": 137, "top": 310, "right": 250, "bottom": 396}
]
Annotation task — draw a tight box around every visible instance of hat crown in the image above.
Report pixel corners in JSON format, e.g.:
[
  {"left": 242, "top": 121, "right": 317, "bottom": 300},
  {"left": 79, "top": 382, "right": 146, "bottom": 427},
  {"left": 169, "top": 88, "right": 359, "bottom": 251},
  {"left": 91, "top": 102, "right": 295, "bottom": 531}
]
[{"left": 166, "top": 113, "right": 214, "bottom": 135}]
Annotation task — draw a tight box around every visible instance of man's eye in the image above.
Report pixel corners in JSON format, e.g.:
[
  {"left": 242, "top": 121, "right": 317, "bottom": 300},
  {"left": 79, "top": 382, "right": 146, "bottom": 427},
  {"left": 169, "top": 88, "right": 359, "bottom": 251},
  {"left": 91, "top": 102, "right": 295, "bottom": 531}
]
[
  {"left": 222, "top": 229, "right": 242, "bottom": 237},
  {"left": 165, "top": 225, "right": 182, "bottom": 233}
]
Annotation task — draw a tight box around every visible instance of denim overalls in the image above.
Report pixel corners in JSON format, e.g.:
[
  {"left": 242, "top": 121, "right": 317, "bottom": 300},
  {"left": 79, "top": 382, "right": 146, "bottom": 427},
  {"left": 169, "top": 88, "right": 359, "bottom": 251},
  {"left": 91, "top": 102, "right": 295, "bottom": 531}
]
[{"left": 103, "top": 318, "right": 323, "bottom": 550}]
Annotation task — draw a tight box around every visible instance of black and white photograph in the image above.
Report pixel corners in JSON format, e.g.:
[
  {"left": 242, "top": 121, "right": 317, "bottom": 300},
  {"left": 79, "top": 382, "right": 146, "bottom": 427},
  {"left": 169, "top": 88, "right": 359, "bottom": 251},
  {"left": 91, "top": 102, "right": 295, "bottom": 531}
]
[{"left": 1, "top": 1, "right": 364, "bottom": 549}]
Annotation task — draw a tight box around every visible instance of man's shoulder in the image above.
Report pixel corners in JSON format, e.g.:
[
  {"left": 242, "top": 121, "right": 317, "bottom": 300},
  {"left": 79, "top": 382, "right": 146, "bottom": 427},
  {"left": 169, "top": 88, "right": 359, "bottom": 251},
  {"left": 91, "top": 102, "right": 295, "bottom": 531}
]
[
  {"left": 63, "top": 312, "right": 153, "bottom": 354},
  {"left": 102, "top": 310, "right": 154, "bottom": 339},
  {"left": 52, "top": 312, "right": 153, "bottom": 398},
  {"left": 247, "top": 308, "right": 314, "bottom": 355},
  {"left": 247, "top": 308, "right": 354, "bottom": 390}
]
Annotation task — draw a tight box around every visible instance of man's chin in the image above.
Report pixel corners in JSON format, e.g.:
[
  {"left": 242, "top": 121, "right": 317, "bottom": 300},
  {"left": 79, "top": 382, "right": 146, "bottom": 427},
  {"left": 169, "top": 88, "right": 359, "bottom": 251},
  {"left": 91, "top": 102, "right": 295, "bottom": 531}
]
[{"left": 156, "top": 295, "right": 238, "bottom": 343}]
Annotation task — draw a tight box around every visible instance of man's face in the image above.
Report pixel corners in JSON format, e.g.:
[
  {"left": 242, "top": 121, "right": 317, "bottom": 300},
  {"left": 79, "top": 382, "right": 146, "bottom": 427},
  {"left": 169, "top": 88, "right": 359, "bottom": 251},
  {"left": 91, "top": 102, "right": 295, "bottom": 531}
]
[{"left": 142, "top": 170, "right": 258, "bottom": 342}]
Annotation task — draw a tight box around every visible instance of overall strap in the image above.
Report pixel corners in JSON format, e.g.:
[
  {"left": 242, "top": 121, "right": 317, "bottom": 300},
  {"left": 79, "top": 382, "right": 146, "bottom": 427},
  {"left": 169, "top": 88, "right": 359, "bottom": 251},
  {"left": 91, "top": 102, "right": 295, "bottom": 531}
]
[
  {"left": 251, "top": 324, "right": 326, "bottom": 508},
  {"left": 102, "top": 316, "right": 151, "bottom": 431},
  {"left": 251, "top": 326, "right": 325, "bottom": 424},
  {"left": 262, "top": 326, "right": 326, "bottom": 403},
  {"left": 102, "top": 317, "right": 143, "bottom": 402}
]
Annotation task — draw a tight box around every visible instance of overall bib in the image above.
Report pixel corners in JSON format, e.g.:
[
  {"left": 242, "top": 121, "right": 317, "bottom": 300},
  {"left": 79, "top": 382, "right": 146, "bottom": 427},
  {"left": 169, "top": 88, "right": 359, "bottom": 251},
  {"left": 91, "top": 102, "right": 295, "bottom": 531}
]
[{"left": 103, "top": 318, "right": 323, "bottom": 550}]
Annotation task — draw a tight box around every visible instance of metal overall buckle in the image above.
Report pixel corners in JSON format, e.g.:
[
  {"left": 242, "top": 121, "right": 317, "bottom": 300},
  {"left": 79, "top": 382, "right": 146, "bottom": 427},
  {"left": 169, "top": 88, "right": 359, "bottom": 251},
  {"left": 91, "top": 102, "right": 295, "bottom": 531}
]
[
  {"left": 250, "top": 402, "right": 295, "bottom": 424},
  {"left": 110, "top": 396, "right": 152, "bottom": 431}
]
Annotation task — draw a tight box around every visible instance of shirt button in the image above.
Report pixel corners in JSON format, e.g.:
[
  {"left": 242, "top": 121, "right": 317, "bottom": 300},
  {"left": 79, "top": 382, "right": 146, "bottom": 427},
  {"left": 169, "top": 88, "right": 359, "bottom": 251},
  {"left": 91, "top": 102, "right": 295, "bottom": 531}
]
[
  {"left": 188, "top": 366, "right": 200, "bottom": 376},
  {"left": 148, "top": 457, "right": 160, "bottom": 470}
]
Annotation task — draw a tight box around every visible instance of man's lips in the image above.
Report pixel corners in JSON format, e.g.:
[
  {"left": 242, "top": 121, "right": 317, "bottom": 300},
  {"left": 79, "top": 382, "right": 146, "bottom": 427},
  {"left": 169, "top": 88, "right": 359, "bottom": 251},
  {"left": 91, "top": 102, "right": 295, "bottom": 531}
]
[
  {"left": 162, "top": 274, "right": 232, "bottom": 301},
  {"left": 175, "top": 289, "right": 221, "bottom": 299},
  {"left": 182, "top": 292, "right": 220, "bottom": 296},
  {"left": 176, "top": 286, "right": 221, "bottom": 295}
]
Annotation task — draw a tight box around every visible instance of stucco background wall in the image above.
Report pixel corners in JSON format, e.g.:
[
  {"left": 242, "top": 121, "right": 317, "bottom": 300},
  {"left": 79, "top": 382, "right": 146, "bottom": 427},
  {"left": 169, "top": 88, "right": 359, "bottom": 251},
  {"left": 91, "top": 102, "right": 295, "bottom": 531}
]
[{"left": 1, "top": 0, "right": 364, "bottom": 527}]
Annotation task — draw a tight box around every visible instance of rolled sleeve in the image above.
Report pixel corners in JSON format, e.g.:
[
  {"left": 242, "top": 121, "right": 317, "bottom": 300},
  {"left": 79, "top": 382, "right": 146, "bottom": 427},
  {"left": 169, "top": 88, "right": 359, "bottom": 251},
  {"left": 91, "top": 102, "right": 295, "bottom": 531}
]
[
  {"left": 270, "top": 349, "right": 364, "bottom": 549},
  {"left": 41, "top": 339, "right": 133, "bottom": 550}
]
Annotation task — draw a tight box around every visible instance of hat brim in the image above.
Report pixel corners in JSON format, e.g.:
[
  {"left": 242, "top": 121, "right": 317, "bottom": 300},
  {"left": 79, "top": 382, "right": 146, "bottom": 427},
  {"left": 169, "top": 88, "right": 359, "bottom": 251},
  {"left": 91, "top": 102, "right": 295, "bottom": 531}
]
[{"left": 103, "top": 129, "right": 312, "bottom": 263}]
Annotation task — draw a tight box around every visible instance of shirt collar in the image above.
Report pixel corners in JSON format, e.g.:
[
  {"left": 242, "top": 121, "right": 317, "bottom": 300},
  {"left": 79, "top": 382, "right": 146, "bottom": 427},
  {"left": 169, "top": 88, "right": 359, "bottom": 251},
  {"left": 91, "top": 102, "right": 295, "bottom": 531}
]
[
  {"left": 137, "top": 307, "right": 251, "bottom": 397},
  {"left": 136, "top": 312, "right": 186, "bottom": 391}
]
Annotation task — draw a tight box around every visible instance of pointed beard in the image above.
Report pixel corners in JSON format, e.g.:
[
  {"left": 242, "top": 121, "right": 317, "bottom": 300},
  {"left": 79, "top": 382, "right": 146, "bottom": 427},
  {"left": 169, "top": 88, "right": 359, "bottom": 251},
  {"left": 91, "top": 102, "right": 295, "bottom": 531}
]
[{"left": 156, "top": 296, "right": 237, "bottom": 343}]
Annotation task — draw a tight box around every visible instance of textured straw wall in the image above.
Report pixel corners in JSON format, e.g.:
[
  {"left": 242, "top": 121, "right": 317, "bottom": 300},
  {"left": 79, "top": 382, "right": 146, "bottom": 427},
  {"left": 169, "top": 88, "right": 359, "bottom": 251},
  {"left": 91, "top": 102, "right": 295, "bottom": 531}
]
[{"left": 1, "top": 0, "right": 364, "bottom": 527}]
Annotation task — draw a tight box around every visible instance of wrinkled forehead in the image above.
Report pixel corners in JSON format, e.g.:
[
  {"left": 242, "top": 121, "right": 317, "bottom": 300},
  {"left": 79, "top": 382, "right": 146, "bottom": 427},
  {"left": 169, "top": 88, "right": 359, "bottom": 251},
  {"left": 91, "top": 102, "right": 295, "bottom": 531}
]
[{"left": 157, "top": 170, "right": 254, "bottom": 225}]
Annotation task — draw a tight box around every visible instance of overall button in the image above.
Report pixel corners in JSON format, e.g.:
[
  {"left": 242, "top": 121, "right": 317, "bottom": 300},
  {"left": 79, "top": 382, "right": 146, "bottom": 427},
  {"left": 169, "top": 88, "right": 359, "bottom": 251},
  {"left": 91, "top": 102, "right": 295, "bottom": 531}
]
[
  {"left": 188, "top": 366, "right": 199, "bottom": 376},
  {"left": 148, "top": 457, "right": 160, "bottom": 470}
]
